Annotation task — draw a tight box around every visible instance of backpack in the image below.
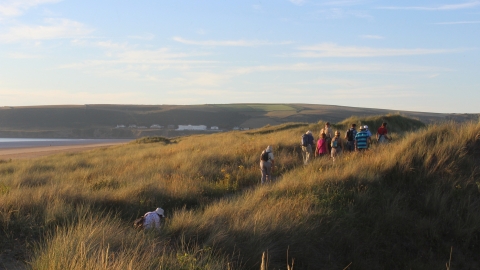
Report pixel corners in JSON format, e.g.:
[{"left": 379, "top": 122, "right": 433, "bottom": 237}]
[
  {"left": 133, "top": 216, "right": 145, "bottom": 229},
  {"left": 261, "top": 151, "right": 269, "bottom": 161},
  {"left": 346, "top": 128, "right": 354, "bottom": 141},
  {"left": 331, "top": 138, "right": 338, "bottom": 148},
  {"left": 301, "top": 134, "right": 309, "bottom": 146}
]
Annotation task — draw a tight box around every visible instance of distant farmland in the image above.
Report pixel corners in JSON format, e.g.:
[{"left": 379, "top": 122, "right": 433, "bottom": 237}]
[{"left": 0, "top": 104, "right": 476, "bottom": 138}]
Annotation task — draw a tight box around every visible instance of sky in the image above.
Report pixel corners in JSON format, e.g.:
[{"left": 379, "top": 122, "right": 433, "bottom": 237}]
[{"left": 0, "top": 0, "right": 479, "bottom": 113}]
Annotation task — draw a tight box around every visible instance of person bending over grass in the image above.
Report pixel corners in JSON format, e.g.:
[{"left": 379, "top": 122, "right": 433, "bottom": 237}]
[
  {"left": 260, "top": 145, "right": 274, "bottom": 184},
  {"left": 134, "top": 207, "right": 165, "bottom": 230},
  {"left": 316, "top": 133, "right": 329, "bottom": 158}
]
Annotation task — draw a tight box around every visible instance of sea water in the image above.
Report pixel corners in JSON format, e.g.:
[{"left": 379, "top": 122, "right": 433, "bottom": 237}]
[{"left": 0, "top": 138, "right": 130, "bottom": 149}]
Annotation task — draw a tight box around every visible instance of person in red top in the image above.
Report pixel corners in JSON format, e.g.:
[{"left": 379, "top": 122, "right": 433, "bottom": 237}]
[
  {"left": 376, "top": 122, "right": 391, "bottom": 143},
  {"left": 316, "top": 133, "right": 329, "bottom": 157}
]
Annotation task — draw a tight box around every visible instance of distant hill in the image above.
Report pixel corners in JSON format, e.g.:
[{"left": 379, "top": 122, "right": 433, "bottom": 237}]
[{"left": 0, "top": 104, "right": 477, "bottom": 138}]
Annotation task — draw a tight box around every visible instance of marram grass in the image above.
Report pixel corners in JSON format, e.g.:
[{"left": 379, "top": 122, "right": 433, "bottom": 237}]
[{"left": 1, "top": 116, "right": 479, "bottom": 269}]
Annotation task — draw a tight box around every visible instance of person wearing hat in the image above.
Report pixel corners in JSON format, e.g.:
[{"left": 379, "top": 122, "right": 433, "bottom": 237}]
[
  {"left": 142, "top": 207, "right": 165, "bottom": 230},
  {"left": 364, "top": 125, "right": 372, "bottom": 138},
  {"left": 301, "top": 130, "right": 315, "bottom": 165},
  {"left": 355, "top": 125, "right": 370, "bottom": 151},
  {"left": 260, "top": 145, "right": 274, "bottom": 184},
  {"left": 330, "top": 130, "right": 344, "bottom": 162}
]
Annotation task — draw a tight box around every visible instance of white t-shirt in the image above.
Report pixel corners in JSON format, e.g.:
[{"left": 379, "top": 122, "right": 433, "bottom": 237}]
[{"left": 143, "top": 211, "right": 162, "bottom": 229}]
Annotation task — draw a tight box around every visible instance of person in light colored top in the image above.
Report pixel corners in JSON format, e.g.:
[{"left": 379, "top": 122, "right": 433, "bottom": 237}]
[
  {"left": 330, "top": 131, "right": 344, "bottom": 163},
  {"left": 364, "top": 125, "right": 372, "bottom": 138},
  {"left": 259, "top": 145, "right": 274, "bottom": 184},
  {"left": 143, "top": 208, "right": 165, "bottom": 230},
  {"left": 320, "top": 122, "right": 334, "bottom": 153}
]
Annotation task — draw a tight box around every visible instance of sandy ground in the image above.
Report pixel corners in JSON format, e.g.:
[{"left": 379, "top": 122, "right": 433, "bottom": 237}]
[{"left": 0, "top": 141, "right": 128, "bottom": 160}]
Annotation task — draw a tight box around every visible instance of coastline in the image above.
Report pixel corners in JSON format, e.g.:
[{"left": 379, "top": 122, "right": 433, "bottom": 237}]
[{"left": 0, "top": 141, "right": 130, "bottom": 160}]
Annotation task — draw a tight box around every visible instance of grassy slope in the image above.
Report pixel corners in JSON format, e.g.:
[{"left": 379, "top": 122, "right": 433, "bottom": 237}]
[{"left": 1, "top": 115, "right": 479, "bottom": 269}]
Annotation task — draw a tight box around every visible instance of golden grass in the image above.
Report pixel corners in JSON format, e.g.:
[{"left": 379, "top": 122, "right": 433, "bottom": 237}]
[{"left": 1, "top": 116, "right": 479, "bottom": 269}]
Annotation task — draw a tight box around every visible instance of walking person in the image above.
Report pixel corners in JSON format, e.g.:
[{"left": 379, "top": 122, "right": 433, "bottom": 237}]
[
  {"left": 331, "top": 131, "right": 344, "bottom": 163},
  {"left": 364, "top": 125, "right": 372, "bottom": 139},
  {"left": 344, "top": 124, "right": 357, "bottom": 152},
  {"left": 260, "top": 145, "right": 274, "bottom": 184},
  {"left": 316, "top": 133, "right": 329, "bottom": 158},
  {"left": 376, "top": 122, "right": 391, "bottom": 143},
  {"left": 320, "top": 122, "right": 334, "bottom": 153},
  {"left": 355, "top": 125, "right": 370, "bottom": 151},
  {"left": 301, "top": 130, "right": 315, "bottom": 165}
]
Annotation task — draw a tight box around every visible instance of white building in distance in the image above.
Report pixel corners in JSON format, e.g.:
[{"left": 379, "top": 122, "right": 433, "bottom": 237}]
[{"left": 177, "top": 125, "right": 207, "bottom": 131}]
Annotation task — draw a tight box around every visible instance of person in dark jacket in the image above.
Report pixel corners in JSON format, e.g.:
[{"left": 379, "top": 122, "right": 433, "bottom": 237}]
[{"left": 301, "top": 130, "right": 315, "bottom": 165}]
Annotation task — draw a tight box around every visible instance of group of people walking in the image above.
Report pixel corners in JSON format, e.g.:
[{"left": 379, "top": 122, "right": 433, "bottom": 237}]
[
  {"left": 259, "top": 122, "right": 391, "bottom": 184},
  {"left": 301, "top": 122, "right": 391, "bottom": 165},
  {"left": 140, "top": 122, "right": 392, "bottom": 230}
]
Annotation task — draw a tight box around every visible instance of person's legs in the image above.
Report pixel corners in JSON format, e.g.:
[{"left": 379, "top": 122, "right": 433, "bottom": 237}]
[
  {"left": 346, "top": 141, "right": 354, "bottom": 152},
  {"left": 260, "top": 161, "right": 266, "bottom": 184},
  {"left": 326, "top": 137, "right": 332, "bottom": 153},
  {"left": 301, "top": 146, "right": 308, "bottom": 165},
  {"left": 264, "top": 162, "right": 272, "bottom": 183},
  {"left": 331, "top": 148, "right": 337, "bottom": 162},
  {"left": 260, "top": 161, "right": 272, "bottom": 184},
  {"left": 306, "top": 145, "right": 312, "bottom": 164}
]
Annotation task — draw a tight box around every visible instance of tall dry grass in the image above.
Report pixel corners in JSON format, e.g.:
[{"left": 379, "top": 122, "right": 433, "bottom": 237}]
[
  {"left": 165, "top": 120, "right": 480, "bottom": 269},
  {"left": 1, "top": 116, "right": 479, "bottom": 269}
]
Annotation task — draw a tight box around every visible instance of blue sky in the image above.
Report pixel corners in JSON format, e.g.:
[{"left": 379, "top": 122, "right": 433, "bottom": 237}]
[{"left": 0, "top": 0, "right": 479, "bottom": 113}]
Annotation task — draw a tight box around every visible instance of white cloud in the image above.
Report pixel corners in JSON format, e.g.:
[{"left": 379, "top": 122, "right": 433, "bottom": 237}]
[
  {"left": 229, "top": 62, "right": 451, "bottom": 75},
  {"left": 295, "top": 43, "right": 456, "bottom": 57},
  {"left": 434, "top": 21, "right": 480, "bottom": 25},
  {"left": 360, "top": 35, "right": 384, "bottom": 39},
  {"left": 0, "top": 18, "right": 93, "bottom": 42},
  {"left": 0, "top": 0, "right": 61, "bottom": 18},
  {"left": 377, "top": 1, "right": 480, "bottom": 11},
  {"left": 172, "top": 36, "right": 292, "bottom": 47},
  {"left": 6, "top": 52, "right": 42, "bottom": 59},
  {"left": 0, "top": 88, "right": 144, "bottom": 106},
  {"left": 60, "top": 46, "right": 219, "bottom": 83}
]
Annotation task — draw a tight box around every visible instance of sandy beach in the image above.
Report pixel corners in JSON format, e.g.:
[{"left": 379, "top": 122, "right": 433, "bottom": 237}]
[{"left": 0, "top": 141, "right": 130, "bottom": 160}]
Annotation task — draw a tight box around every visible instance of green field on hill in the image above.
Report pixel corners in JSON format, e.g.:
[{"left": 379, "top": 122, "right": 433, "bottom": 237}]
[
  {"left": 1, "top": 114, "right": 480, "bottom": 269},
  {"left": 1, "top": 104, "right": 476, "bottom": 139},
  {"left": 214, "top": 104, "right": 298, "bottom": 112}
]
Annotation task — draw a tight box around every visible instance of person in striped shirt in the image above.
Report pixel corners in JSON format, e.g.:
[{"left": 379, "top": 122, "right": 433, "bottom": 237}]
[{"left": 355, "top": 125, "right": 370, "bottom": 151}]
